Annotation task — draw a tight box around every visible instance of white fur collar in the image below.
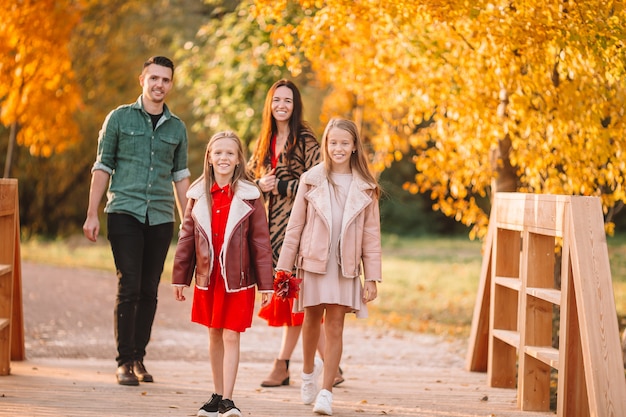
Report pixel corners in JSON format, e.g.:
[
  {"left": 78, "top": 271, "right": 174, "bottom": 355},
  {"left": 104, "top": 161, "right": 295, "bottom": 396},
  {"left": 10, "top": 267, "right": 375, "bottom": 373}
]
[{"left": 186, "top": 179, "right": 261, "bottom": 288}]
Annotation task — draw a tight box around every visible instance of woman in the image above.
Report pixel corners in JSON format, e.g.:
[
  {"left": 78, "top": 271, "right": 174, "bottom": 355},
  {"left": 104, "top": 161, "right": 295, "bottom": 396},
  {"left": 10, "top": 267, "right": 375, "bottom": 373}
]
[{"left": 249, "top": 79, "right": 344, "bottom": 388}]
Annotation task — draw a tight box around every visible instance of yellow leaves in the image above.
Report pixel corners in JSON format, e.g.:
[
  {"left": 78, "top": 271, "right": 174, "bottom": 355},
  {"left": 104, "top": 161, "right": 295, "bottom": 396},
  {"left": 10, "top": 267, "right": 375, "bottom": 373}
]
[
  {"left": 252, "top": 0, "right": 626, "bottom": 236},
  {"left": 0, "top": 0, "right": 83, "bottom": 157}
]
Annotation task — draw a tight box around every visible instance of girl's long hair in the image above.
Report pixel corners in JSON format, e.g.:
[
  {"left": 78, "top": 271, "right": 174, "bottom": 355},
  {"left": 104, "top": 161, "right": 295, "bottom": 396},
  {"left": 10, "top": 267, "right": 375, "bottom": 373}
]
[
  {"left": 249, "top": 79, "right": 312, "bottom": 177},
  {"left": 321, "top": 118, "right": 380, "bottom": 199},
  {"left": 199, "top": 130, "right": 251, "bottom": 206}
]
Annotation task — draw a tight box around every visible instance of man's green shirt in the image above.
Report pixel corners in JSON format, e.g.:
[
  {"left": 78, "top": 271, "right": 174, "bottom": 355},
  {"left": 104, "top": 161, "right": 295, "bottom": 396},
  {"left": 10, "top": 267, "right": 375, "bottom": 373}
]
[{"left": 93, "top": 96, "right": 190, "bottom": 225}]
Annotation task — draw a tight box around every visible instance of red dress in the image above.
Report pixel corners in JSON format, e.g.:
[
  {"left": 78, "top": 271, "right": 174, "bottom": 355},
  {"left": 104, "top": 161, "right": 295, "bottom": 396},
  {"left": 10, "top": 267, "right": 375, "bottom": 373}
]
[
  {"left": 257, "top": 135, "right": 305, "bottom": 327},
  {"left": 191, "top": 183, "right": 256, "bottom": 332},
  {"left": 258, "top": 296, "right": 304, "bottom": 326}
]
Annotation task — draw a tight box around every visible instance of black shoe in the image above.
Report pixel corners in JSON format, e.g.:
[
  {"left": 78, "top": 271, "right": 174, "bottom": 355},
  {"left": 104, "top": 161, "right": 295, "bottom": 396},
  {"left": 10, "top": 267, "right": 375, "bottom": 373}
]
[
  {"left": 116, "top": 362, "right": 139, "bottom": 386},
  {"left": 218, "top": 398, "right": 242, "bottom": 417},
  {"left": 197, "top": 393, "right": 222, "bottom": 417},
  {"left": 133, "top": 360, "right": 153, "bottom": 383}
]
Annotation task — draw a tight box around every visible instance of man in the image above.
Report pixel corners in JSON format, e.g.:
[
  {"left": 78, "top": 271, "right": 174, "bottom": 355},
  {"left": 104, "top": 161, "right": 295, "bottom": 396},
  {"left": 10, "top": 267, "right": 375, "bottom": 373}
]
[{"left": 83, "top": 56, "right": 190, "bottom": 386}]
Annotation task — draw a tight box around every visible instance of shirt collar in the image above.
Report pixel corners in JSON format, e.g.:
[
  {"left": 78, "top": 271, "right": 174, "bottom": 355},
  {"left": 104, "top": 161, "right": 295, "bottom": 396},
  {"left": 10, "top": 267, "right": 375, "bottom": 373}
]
[{"left": 210, "top": 182, "right": 230, "bottom": 194}]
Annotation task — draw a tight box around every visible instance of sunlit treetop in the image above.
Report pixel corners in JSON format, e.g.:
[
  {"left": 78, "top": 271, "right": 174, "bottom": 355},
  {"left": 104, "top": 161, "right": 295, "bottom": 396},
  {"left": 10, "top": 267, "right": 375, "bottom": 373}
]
[
  {"left": 0, "top": 0, "right": 82, "bottom": 157},
  {"left": 252, "top": 0, "right": 626, "bottom": 238}
]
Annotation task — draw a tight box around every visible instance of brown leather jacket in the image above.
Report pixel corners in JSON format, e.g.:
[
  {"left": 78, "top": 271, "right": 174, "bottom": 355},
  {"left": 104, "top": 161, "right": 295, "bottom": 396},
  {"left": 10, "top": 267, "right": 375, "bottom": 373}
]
[
  {"left": 171, "top": 179, "right": 274, "bottom": 293},
  {"left": 276, "top": 163, "right": 382, "bottom": 282}
]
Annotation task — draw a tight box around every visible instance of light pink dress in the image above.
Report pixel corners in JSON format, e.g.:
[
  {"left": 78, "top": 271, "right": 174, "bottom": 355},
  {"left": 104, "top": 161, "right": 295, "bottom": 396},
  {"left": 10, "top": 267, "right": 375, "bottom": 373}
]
[{"left": 295, "top": 172, "right": 368, "bottom": 318}]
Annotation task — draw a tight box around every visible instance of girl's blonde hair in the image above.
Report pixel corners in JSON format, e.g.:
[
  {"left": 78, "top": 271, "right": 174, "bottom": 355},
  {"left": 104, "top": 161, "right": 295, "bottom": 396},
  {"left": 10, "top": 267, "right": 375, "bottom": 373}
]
[
  {"left": 201, "top": 130, "right": 251, "bottom": 205},
  {"left": 321, "top": 118, "right": 380, "bottom": 199}
]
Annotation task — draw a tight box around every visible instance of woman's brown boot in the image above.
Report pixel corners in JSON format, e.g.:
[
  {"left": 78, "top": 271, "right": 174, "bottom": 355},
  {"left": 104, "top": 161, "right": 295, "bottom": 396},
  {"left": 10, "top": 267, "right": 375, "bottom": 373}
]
[{"left": 260, "top": 359, "right": 290, "bottom": 387}]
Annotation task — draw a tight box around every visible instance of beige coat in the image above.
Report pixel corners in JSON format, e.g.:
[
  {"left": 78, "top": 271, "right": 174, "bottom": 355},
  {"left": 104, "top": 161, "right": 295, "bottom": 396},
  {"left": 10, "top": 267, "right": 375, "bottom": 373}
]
[{"left": 276, "top": 163, "right": 382, "bottom": 282}]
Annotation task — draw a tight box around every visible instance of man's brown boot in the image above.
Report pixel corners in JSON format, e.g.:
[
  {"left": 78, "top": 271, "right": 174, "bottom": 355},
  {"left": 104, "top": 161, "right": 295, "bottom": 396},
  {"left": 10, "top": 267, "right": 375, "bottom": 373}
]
[
  {"left": 116, "top": 362, "right": 139, "bottom": 386},
  {"left": 260, "top": 359, "right": 290, "bottom": 387}
]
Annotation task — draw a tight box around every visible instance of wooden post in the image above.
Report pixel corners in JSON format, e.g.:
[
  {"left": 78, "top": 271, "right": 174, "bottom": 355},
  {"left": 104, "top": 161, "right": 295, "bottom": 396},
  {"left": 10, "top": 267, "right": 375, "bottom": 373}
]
[
  {"left": 0, "top": 179, "right": 25, "bottom": 375},
  {"left": 11, "top": 203, "right": 24, "bottom": 360}
]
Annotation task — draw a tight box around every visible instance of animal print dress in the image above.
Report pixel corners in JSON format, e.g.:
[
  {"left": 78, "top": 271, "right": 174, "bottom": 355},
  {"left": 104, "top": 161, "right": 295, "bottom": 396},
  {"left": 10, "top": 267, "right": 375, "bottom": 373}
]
[{"left": 252, "top": 130, "right": 321, "bottom": 326}]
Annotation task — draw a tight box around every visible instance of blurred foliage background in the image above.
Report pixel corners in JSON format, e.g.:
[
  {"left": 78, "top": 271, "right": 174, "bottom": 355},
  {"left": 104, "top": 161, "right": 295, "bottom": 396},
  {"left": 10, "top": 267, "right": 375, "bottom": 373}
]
[
  {"left": 2, "top": 0, "right": 626, "bottom": 240},
  {"left": 1, "top": 0, "right": 463, "bottom": 238}
]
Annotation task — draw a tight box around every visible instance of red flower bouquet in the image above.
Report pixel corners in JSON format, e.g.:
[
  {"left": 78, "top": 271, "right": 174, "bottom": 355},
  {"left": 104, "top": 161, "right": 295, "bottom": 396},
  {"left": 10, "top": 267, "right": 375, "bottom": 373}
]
[{"left": 273, "top": 270, "right": 302, "bottom": 300}]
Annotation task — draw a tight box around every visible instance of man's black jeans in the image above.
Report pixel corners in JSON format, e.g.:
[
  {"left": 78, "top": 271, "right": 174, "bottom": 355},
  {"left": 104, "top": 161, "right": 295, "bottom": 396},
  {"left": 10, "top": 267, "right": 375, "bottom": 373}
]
[{"left": 107, "top": 213, "right": 173, "bottom": 366}]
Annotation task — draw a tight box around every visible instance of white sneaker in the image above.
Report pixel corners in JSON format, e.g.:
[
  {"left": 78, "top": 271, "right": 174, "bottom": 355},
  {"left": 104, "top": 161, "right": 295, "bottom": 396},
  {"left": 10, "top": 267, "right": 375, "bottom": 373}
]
[
  {"left": 313, "top": 389, "right": 333, "bottom": 415},
  {"left": 301, "top": 356, "right": 323, "bottom": 404}
]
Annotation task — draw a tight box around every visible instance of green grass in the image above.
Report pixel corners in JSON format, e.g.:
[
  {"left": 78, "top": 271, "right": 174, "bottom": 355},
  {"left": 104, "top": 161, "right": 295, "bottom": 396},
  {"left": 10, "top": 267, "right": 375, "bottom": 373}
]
[{"left": 20, "top": 234, "right": 626, "bottom": 338}]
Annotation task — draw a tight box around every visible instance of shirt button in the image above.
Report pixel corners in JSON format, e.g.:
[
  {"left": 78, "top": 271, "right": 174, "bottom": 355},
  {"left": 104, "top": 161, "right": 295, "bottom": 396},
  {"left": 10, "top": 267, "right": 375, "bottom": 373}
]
[{"left": 216, "top": 210, "right": 220, "bottom": 213}]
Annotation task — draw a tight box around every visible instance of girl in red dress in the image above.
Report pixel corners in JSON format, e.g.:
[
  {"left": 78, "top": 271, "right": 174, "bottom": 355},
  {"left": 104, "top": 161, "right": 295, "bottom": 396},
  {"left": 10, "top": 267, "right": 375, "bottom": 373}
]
[{"left": 172, "top": 131, "right": 274, "bottom": 417}]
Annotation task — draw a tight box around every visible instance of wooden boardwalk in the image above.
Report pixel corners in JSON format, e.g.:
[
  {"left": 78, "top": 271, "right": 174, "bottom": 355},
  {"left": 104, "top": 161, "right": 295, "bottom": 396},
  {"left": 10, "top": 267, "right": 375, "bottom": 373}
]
[
  {"left": 0, "top": 263, "right": 555, "bottom": 417},
  {"left": 1, "top": 357, "right": 554, "bottom": 417}
]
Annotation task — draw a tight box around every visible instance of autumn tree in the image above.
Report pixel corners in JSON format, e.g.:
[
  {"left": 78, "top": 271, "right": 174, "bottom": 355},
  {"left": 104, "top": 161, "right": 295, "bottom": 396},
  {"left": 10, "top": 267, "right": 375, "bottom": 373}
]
[
  {"left": 252, "top": 0, "right": 626, "bottom": 238},
  {"left": 0, "top": 0, "right": 83, "bottom": 178},
  {"left": 175, "top": 0, "right": 321, "bottom": 152},
  {"left": 2, "top": 0, "right": 207, "bottom": 235}
]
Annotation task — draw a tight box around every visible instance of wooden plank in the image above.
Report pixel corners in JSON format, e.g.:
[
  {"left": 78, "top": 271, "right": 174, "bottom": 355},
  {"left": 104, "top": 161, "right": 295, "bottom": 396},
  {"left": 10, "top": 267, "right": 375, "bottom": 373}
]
[
  {"left": 488, "top": 214, "right": 520, "bottom": 389},
  {"left": 0, "top": 323, "right": 9, "bottom": 375},
  {"left": 518, "top": 229, "right": 552, "bottom": 411},
  {"left": 494, "top": 276, "right": 521, "bottom": 291},
  {"left": 494, "top": 228, "right": 520, "bottom": 278},
  {"left": 526, "top": 287, "right": 561, "bottom": 305},
  {"left": 466, "top": 219, "right": 494, "bottom": 372},
  {"left": 526, "top": 232, "right": 555, "bottom": 288},
  {"left": 568, "top": 196, "right": 626, "bottom": 417},
  {"left": 520, "top": 354, "right": 552, "bottom": 411},
  {"left": 11, "top": 197, "right": 24, "bottom": 361},
  {"left": 0, "top": 178, "right": 18, "bottom": 374},
  {"left": 488, "top": 337, "right": 518, "bottom": 388},
  {"left": 558, "top": 246, "right": 590, "bottom": 417},
  {"left": 492, "top": 329, "right": 520, "bottom": 348},
  {"left": 523, "top": 296, "right": 553, "bottom": 347},
  {"left": 524, "top": 345, "right": 559, "bottom": 368},
  {"left": 0, "top": 179, "right": 18, "bottom": 213},
  {"left": 494, "top": 193, "right": 568, "bottom": 237},
  {"left": 1, "top": 358, "right": 557, "bottom": 417}
]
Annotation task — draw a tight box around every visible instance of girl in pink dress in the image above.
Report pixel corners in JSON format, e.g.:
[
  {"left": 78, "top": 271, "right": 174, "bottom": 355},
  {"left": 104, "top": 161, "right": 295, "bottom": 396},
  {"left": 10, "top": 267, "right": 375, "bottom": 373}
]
[{"left": 276, "top": 118, "right": 382, "bottom": 415}]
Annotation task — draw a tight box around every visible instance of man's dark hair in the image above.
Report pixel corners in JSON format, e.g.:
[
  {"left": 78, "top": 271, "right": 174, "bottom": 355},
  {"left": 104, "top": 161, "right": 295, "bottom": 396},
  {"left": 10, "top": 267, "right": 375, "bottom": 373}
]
[{"left": 143, "top": 56, "right": 175, "bottom": 74}]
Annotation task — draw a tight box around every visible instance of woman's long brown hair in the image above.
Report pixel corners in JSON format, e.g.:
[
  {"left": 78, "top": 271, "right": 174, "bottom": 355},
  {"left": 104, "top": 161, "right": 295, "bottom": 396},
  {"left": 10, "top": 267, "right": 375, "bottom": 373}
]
[{"left": 249, "top": 79, "right": 312, "bottom": 177}]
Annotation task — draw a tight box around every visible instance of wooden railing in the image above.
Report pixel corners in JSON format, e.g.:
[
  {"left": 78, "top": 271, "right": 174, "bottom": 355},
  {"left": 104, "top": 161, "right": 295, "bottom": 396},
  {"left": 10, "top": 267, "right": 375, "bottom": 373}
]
[
  {"left": 466, "top": 193, "right": 626, "bottom": 416},
  {"left": 0, "top": 179, "right": 25, "bottom": 375}
]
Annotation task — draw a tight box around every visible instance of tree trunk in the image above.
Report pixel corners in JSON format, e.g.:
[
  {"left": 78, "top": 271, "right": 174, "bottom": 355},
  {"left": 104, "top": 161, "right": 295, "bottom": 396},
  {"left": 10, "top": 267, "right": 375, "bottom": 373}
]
[
  {"left": 491, "top": 133, "right": 518, "bottom": 193},
  {"left": 3, "top": 122, "right": 19, "bottom": 178},
  {"left": 491, "top": 89, "right": 518, "bottom": 195}
]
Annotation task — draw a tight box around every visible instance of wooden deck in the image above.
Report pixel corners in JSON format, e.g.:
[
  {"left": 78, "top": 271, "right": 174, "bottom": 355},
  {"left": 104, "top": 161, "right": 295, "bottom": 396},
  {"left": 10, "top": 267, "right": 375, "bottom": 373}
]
[
  {"left": 0, "top": 262, "right": 555, "bottom": 417},
  {"left": 1, "top": 358, "right": 554, "bottom": 417}
]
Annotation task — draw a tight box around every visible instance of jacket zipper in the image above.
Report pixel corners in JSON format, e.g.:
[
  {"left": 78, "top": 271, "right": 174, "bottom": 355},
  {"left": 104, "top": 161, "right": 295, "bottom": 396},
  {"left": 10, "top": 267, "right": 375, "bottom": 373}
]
[{"left": 240, "top": 225, "right": 244, "bottom": 286}]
